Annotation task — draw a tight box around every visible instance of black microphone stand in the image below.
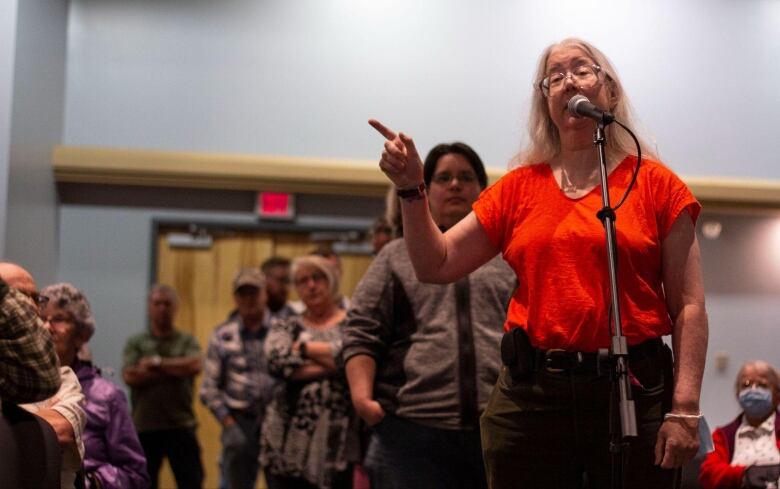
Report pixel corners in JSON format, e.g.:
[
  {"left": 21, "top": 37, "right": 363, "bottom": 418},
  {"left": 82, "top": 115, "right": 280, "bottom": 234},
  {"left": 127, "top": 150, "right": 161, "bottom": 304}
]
[{"left": 592, "top": 121, "right": 637, "bottom": 489}]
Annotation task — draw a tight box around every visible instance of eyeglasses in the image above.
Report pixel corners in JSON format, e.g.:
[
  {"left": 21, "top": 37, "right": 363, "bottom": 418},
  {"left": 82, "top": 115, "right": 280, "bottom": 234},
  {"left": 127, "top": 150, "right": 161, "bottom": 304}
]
[
  {"left": 42, "top": 314, "right": 73, "bottom": 328},
  {"left": 294, "top": 272, "right": 327, "bottom": 287},
  {"left": 539, "top": 64, "right": 603, "bottom": 97},
  {"left": 431, "top": 171, "right": 478, "bottom": 185}
]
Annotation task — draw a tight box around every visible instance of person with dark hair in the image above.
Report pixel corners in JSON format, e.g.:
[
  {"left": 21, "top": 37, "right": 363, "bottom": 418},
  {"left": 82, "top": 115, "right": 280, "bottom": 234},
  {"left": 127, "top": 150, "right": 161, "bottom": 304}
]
[
  {"left": 123, "top": 284, "right": 203, "bottom": 489},
  {"left": 699, "top": 361, "right": 780, "bottom": 489},
  {"left": 261, "top": 257, "right": 295, "bottom": 323},
  {"left": 368, "top": 37, "right": 707, "bottom": 489},
  {"left": 41, "top": 282, "right": 149, "bottom": 489},
  {"left": 422, "top": 142, "right": 488, "bottom": 192},
  {"left": 343, "top": 142, "right": 515, "bottom": 489}
]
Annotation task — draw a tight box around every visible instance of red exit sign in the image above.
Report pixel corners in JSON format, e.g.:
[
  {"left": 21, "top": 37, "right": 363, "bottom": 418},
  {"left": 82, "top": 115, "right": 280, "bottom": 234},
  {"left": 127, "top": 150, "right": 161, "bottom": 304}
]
[{"left": 256, "top": 192, "right": 295, "bottom": 220}]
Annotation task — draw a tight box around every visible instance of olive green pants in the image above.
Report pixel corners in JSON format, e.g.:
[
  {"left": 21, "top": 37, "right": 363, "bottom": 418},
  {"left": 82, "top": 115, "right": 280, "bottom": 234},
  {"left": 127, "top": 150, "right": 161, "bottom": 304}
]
[{"left": 480, "top": 345, "right": 676, "bottom": 489}]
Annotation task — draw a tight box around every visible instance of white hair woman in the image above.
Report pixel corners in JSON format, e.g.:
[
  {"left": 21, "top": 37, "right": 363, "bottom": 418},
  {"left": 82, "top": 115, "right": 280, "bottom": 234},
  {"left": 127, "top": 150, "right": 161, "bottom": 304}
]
[
  {"left": 40, "top": 283, "right": 149, "bottom": 489},
  {"left": 368, "top": 36, "right": 707, "bottom": 488},
  {"left": 699, "top": 361, "right": 780, "bottom": 489},
  {"left": 259, "top": 255, "right": 357, "bottom": 489}
]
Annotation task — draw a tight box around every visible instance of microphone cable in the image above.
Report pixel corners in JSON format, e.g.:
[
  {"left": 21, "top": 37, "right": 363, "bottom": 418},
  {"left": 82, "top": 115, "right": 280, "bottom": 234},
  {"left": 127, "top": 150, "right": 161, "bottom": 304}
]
[
  {"left": 611, "top": 119, "right": 642, "bottom": 212},
  {"left": 603, "top": 120, "right": 641, "bottom": 336}
]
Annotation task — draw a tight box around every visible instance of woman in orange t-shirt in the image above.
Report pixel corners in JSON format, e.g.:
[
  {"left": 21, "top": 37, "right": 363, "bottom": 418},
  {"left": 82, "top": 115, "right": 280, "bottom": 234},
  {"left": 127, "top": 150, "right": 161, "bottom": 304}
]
[{"left": 368, "top": 37, "right": 707, "bottom": 489}]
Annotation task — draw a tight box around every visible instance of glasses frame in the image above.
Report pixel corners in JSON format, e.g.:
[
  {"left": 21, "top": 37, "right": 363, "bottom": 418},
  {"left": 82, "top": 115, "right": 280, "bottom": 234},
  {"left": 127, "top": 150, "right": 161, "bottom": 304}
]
[
  {"left": 41, "top": 313, "right": 75, "bottom": 328},
  {"left": 430, "top": 171, "right": 479, "bottom": 186},
  {"left": 538, "top": 64, "right": 604, "bottom": 97},
  {"left": 294, "top": 272, "right": 328, "bottom": 287}
]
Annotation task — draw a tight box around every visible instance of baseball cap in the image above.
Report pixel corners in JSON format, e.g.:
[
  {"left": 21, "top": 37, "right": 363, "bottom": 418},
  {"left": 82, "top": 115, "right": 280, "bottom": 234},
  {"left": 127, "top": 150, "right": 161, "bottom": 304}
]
[{"left": 232, "top": 267, "right": 265, "bottom": 292}]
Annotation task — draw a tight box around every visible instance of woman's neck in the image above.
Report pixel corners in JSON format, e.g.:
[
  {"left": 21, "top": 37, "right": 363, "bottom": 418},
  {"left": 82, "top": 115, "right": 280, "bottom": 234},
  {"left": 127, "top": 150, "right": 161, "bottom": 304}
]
[
  {"left": 746, "top": 412, "right": 774, "bottom": 428},
  {"left": 550, "top": 142, "right": 626, "bottom": 196},
  {"left": 303, "top": 302, "right": 343, "bottom": 328},
  {"left": 555, "top": 148, "right": 600, "bottom": 178},
  {"left": 550, "top": 148, "right": 600, "bottom": 194}
]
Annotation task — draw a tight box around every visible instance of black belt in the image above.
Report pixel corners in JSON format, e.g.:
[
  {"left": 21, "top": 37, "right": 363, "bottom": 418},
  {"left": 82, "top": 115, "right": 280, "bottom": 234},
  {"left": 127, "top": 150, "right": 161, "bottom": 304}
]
[{"left": 532, "top": 338, "right": 662, "bottom": 375}]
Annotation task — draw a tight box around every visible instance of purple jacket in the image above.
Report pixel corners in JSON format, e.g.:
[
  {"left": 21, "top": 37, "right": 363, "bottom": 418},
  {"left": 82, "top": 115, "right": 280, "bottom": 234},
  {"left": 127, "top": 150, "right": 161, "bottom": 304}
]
[{"left": 74, "top": 360, "right": 150, "bottom": 489}]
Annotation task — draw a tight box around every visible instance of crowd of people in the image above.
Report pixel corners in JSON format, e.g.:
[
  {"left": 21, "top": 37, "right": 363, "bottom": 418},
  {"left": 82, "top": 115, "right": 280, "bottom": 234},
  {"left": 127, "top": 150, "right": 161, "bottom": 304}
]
[
  {"left": 0, "top": 128, "right": 516, "bottom": 489},
  {"left": 0, "top": 36, "right": 774, "bottom": 489}
]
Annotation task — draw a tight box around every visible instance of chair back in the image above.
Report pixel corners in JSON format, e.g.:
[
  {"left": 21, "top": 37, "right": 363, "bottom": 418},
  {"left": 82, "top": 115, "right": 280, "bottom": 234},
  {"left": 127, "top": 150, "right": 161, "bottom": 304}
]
[{"left": 0, "top": 402, "right": 62, "bottom": 489}]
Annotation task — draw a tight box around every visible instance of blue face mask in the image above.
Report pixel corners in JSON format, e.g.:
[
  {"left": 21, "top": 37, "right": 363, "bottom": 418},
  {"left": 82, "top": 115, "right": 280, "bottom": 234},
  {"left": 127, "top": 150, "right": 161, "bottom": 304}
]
[{"left": 739, "top": 387, "right": 775, "bottom": 418}]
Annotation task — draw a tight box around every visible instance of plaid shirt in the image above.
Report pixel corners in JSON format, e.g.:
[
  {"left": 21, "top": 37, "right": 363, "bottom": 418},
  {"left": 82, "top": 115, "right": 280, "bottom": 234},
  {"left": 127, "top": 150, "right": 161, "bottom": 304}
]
[
  {"left": 0, "top": 279, "right": 61, "bottom": 404},
  {"left": 200, "top": 316, "right": 277, "bottom": 422}
]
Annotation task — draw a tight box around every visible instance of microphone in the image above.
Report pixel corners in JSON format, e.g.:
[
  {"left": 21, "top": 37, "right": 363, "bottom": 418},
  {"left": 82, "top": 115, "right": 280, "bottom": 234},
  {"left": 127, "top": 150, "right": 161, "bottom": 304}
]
[{"left": 567, "top": 94, "right": 615, "bottom": 125}]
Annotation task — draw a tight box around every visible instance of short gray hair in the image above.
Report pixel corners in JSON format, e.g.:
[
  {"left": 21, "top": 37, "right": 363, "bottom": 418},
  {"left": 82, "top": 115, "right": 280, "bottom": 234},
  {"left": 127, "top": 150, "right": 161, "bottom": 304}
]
[
  {"left": 735, "top": 360, "right": 780, "bottom": 394},
  {"left": 40, "top": 282, "right": 96, "bottom": 340}
]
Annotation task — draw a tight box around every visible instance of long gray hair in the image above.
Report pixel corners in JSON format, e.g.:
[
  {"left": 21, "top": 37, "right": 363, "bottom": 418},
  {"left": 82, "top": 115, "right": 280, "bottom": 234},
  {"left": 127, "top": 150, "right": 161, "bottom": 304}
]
[{"left": 518, "top": 37, "right": 656, "bottom": 166}]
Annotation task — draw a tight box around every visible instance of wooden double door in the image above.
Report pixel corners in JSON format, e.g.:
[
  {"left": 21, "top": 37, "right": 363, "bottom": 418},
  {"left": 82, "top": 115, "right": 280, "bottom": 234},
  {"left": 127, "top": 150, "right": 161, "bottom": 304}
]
[{"left": 154, "top": 227, "right": 373, "bottom": 489}]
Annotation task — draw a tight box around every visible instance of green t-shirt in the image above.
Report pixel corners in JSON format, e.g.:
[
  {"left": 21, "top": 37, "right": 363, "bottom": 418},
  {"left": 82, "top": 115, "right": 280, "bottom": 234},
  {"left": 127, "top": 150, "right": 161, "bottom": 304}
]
[{"left": 123, "top": 329, "right": 201, "bottom": 432}]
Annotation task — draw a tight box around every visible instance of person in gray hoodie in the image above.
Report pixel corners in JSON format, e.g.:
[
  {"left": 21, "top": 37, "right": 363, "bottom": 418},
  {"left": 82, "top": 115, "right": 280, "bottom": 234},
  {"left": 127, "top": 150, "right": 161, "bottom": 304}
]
[{"left": 343, "top": 141, "right": 514, "bottom": 489}]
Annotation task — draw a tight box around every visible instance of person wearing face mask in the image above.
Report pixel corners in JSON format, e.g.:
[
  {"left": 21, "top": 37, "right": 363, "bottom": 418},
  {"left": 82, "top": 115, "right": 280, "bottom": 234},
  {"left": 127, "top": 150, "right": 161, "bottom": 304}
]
[{"left": 699, "top": 361, "right": 780, "bottom": 489}]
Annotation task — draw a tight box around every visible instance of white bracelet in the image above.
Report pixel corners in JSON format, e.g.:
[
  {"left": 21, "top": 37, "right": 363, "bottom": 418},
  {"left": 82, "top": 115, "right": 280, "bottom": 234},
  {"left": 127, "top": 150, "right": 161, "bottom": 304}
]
[{"left": 664, "top": 412, "right": 703, "bottom": 421}]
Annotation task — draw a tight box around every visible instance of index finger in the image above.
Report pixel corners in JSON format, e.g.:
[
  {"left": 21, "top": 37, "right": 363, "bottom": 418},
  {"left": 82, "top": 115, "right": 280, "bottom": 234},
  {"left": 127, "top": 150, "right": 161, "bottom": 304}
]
[{"left": 368, "top": 119, "right": 397, "bottom": 141}]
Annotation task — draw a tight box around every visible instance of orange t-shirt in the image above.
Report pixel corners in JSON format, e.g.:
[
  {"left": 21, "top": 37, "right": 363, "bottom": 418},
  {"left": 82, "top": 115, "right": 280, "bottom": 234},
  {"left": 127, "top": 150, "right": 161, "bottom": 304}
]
[{"left": 473, "top": 156, "right": 700, "bottom": 351}]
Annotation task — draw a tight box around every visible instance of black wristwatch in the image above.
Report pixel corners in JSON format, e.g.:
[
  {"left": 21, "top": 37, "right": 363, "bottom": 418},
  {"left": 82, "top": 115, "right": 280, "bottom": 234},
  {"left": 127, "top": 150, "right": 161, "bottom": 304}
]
[
  {"left": 396, "top": 182, "right": 426, "bottom": 202},
  {"left": 299, "top": 342, "right": 308, "bottom": 359}
]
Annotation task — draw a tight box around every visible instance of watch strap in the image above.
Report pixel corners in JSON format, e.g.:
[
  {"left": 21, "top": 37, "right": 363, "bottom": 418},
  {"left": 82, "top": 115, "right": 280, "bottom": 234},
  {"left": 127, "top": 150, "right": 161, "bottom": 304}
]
[{"left": 396, "top": 182, "right": 426, "bottom": 201}]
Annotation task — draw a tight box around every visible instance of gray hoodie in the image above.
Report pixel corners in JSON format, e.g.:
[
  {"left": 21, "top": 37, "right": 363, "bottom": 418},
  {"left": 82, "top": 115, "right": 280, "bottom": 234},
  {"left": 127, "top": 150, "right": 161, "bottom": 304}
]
[{"left": 343, "top": 238, "right": 515, "bottom": 430}]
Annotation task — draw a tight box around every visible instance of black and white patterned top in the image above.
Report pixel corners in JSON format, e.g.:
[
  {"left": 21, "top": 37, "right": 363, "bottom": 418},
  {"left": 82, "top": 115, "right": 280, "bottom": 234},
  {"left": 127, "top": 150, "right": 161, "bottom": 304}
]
[{"left": 259, "top": 315, "right": 357, "bottom": 489}]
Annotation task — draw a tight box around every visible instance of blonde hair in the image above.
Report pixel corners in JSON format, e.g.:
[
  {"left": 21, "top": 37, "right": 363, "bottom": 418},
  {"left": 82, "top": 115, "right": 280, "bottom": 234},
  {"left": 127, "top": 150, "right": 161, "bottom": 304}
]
[
  {"left": 384, "top": 184, "right": 402, "bottom": 238},
  {"left": 518, "top": 38, "right": 656, "bottom": 166},
  {"left": 292, "top": 255, "right": 340, "bottom": 303}
]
